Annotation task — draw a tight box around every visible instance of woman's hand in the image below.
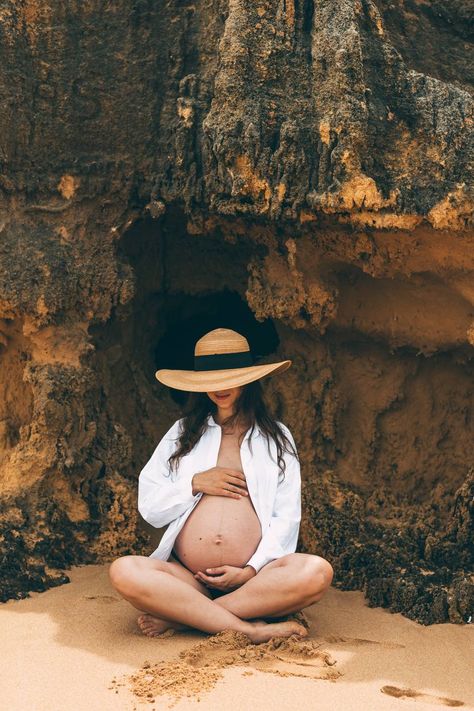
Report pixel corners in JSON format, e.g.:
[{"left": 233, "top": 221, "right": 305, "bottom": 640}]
[
  {"left": 194, "top": 565, "right": 256, "bottom": 591},
  {"left": 192, "top": 467, "right": 248, "bottom": 498}
]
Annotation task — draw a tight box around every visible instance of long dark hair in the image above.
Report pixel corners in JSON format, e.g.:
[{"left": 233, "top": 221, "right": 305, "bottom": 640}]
[{"left": 168, "top": 379, "right": 299, "bottom": 477}]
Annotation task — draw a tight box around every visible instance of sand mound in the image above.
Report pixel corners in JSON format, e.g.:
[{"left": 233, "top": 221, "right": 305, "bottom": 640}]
[{"left": 125, "top": 626, "right": 340, "bottom": 706}]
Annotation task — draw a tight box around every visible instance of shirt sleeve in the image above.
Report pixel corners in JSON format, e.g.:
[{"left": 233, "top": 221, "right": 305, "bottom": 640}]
[
  {"left": 137, "top": 418, "right": 202, "bottom": 528},
  {"left": 245, "top": 424, "right": 301, "bottom": 573}
]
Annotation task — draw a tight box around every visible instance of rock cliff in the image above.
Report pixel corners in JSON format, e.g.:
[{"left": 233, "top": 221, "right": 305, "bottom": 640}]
[{"left": 0, "top": 1, "right": 472, "bottom": 623}]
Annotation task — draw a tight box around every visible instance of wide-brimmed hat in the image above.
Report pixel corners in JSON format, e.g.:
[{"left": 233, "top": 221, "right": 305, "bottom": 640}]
[{"left": 155, "top": 328, "right": 291, "bottom": 392}]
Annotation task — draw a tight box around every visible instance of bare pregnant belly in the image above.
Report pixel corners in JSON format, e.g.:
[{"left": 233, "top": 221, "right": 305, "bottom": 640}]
[{"left": 173, "top": 494, "right": 262, "bottom": 573}]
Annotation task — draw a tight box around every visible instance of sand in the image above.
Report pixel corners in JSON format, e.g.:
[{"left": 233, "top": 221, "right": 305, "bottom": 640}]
[{"left": 1, "top": 563, "right": 473, "bottom": 711}]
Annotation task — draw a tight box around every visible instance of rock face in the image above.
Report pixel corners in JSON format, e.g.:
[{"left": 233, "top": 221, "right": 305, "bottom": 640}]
[{"left": 0, "top": 2, "right": 472, "bottom": 623}]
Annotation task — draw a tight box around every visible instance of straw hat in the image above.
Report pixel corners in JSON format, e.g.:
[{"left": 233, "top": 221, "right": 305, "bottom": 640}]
[{"left": 155, "top": 328, "right": 291, "bottom": 392}]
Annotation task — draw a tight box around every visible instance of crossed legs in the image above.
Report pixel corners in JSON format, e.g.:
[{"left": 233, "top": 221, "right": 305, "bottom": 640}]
[{"left": 108, "top": 553, "right": 333, "bottom": 643}]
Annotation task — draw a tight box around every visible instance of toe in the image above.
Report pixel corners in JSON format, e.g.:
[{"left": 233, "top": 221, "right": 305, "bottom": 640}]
[
  {"left": 141, "top": 625, "right": 155, "bottom": 636},
  {"left": 138, "top": 621, "right": 153, "bottom": 633}
]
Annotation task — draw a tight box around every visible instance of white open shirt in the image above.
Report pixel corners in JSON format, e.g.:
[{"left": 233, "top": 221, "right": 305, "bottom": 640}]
[{"left": 137, "top": 413, "right": 301, "bottom": 572}]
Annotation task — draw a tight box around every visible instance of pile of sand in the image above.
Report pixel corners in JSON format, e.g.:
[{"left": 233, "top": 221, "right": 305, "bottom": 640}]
[{"left": 124, "top": 628, "right": 340, "bottom": 707}]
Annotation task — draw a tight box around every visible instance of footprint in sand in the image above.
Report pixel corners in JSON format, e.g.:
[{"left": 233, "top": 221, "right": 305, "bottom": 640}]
[
  {"left": 381, "top": 685, "right": 465, "bottom": 707},
  {"left": 324, "top": 635, "right": 405, "bottom": 649}
]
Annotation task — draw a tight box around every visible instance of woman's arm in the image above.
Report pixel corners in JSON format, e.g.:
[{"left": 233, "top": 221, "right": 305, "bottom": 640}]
[
  {"left": 137, "top": 419, "right": 202, "bottom": 528},
  {"left": 245, "top": 424, "right": 301, "bottom": 573}
]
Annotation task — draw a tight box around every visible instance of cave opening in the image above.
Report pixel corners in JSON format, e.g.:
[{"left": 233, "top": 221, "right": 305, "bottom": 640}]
[{"left": 91, "top": 208, "right": 285, "bottom": 476}]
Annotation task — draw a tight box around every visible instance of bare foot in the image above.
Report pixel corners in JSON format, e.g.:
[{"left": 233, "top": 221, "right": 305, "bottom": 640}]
[
  {"left": 137, "top": 613, "right": 187, "bottom": 637},
  {"left": 248, "top": 619, "right": 308, "bottom": 644}
]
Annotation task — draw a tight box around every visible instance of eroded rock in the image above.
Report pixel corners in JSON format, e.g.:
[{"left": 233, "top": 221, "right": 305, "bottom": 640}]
[{"left": 0, "top": 1, "right": 472, "bottom": 623}]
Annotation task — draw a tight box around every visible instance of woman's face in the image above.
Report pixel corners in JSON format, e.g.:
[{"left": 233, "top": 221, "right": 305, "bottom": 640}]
[{"left": 206, "top": 386, "right": 243, "bottom": 412}]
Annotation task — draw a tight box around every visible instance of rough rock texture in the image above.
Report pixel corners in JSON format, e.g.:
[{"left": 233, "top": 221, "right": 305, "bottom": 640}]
[{"left": 0, "top": 1, "right": 472, "bottom": 623}]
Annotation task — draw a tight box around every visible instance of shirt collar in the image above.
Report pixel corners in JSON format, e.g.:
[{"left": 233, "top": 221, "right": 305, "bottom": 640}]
[{"left": 207, "top": 413, "right": 262, "bottom": 439}]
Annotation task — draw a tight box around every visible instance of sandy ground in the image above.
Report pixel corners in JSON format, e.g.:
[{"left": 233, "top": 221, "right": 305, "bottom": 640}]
[{"left": 1, "top": 563, "right": 473, "bottom": 711}]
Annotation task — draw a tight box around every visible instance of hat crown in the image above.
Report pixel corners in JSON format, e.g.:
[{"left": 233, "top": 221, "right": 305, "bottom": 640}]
[{"left": 195, "top": 328, "right": 250, "bottom": 357}]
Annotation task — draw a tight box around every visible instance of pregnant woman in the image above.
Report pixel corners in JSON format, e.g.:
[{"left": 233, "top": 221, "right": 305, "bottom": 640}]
[{"left": 109, "top": 328, "right": 334, "bottom": 643}]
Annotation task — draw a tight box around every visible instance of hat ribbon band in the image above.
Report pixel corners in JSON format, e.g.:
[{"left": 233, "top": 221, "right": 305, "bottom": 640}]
[{"left": 194, "top": 351, "right": 254, "bottom": 371}]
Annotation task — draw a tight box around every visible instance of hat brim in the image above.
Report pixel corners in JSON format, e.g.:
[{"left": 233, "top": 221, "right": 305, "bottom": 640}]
[{"left": 155, "top": 360, "right": 292, "bottom": 392}]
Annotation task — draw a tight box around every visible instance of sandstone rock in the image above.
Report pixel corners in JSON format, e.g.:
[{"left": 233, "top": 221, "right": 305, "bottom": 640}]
[{"left": 0, "top": 1, "right": 472, "bottom": 623}]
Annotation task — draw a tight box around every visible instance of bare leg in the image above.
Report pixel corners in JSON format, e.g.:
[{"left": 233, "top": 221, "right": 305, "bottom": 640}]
[
  {"left": 214, "top": 553, "right": 334, "bottom": 619},
  {"left": 108, "top": 555, "right": 307, "bottom": 643},
  {"left": 135, "top": 557, "right": 212, "bottom": 637}
]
